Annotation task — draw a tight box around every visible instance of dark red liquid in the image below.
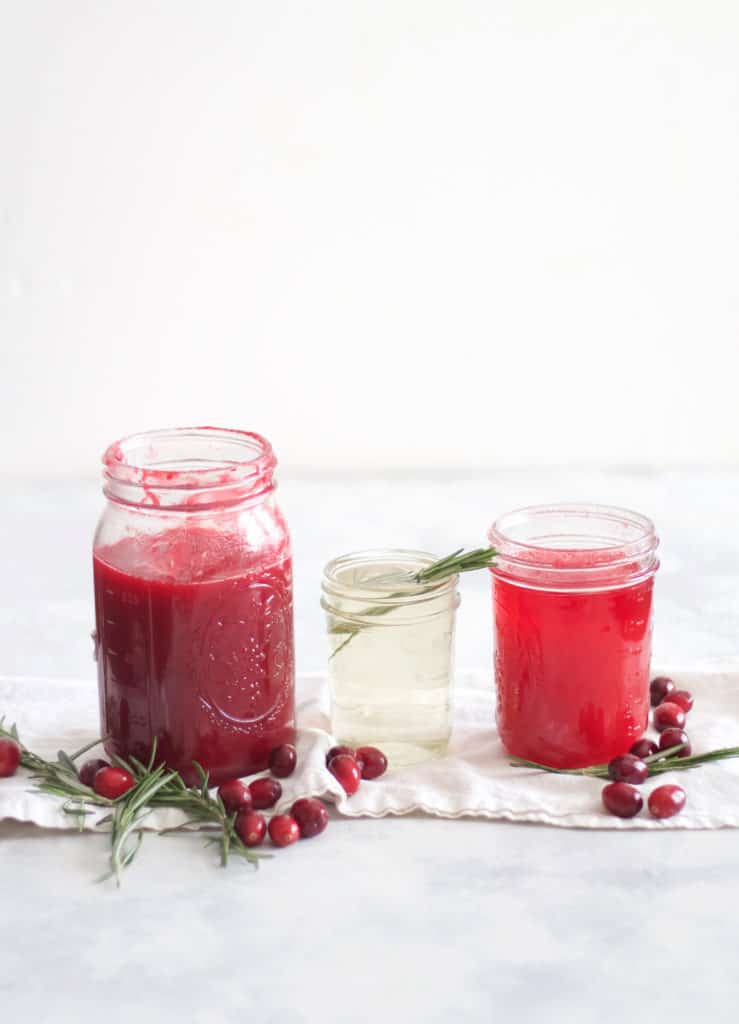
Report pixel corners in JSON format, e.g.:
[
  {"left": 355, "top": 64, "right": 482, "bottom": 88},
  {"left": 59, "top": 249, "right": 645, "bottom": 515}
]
[
  {"left": 493, "top": 561, "right": 653, "bottom": 768},
  {"left": 94, "top": 528, "right": 295, "bottom": 786}
]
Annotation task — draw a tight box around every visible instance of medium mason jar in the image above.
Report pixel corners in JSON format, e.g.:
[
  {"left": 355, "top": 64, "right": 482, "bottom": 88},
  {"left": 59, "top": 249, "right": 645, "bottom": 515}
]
[
  {"left": 93, "top": 427, "right": 295, "bottom": 786},
  {"left": 488, "top": 504, "right": 659, "bottom": 769},
  {"left": 321, "top": 549, "right": 460, "bottom": 767}
]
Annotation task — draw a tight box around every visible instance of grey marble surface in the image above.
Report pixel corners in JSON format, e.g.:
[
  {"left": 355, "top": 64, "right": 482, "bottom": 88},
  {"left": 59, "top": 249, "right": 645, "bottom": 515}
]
[{"left": 2, "top": 471, "right": 739, "bottom": 1022}]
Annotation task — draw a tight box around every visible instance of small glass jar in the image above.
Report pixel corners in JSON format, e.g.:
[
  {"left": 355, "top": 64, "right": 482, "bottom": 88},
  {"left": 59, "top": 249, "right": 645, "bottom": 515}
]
[
  {"left": 93, "top": 427, "right": 295, "bottom": 786},
  {"left": 321, "top": 549, "right": 460, "bottom": 767},
  {"left": 488, "top": 503, "right": 659, "bottom": 769}
]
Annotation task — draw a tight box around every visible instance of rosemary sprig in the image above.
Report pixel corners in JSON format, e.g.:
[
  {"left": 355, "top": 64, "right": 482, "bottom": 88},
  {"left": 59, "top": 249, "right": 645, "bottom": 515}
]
[
  {"left": 328, "top": 546, "right": 496, "bottom": 659},
  {"left": 414, "top": 547, "right": 498, "bottom": 584},
  {"left": 0, "top": 715, "right": 111, "bottom": 827},
  {"left": 510, "top": 744, "right": 739, "bottom": 779},
  {"left": 0, "top": 717, "right": 270, "bottom": 885}
]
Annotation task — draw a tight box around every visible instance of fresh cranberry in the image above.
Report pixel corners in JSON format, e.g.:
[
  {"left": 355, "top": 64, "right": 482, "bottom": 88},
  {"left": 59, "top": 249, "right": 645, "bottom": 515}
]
[
  {"left": 94, "top": 766, "right": 135, "bottom": 799},
  {"left": 218, "top": 779, "right": 253, "bottom": 814},
  {"left": 602, "top": 782, "right": 643, "bottom": 818},
  {"left": 328, "top": 753, "right": 362, "bottom": 795},
  {"left": 235, "top": 810, "right": 267, "bottom": 847},
  {"left": 326, "top": 745, "right": 356, "bottom": 767},
  {"left": 607, "top": 754, "right": 648, "bottom": 785},
  {"left": 630, "top": 738, "right": 658, "bottom": 759},
  {"left": 291, "top": 797, "right": 329, "bottom": 838},
  {"left": 670, "top": 690, "right": 694, "bottom": 714},
  {"left": 650, "top": 676, "right": 676, "bottom": 707},
  {"left": 269, "top": 744, "right": 297, "bottom": 779},
  {"left": 658, "top": 728, "right": 691, "bottom": 757},
  {"left": 648, "top": 784, "right": 686, "bottom": 819},
  {"left": 0, "top": 738, "right": 21, "bottom": 777},
  {"left": 268, "top": 814, "right": 300, "bottom": 847},
  {"left": 653, "top": 702, "right": 686, "bottom": 732},
  {"left": 78, "top": 758, "right": 110, "bottom": 787},
  {"left": 249, "top": 777, "right": 282, "bottom": 810},
  {"left": 355, "top": 746, "right": 388, "bottom": 780}
]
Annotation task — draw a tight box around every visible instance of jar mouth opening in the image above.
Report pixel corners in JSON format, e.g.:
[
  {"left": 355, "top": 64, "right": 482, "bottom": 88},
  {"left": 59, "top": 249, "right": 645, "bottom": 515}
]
[
  {"left": 103, "top": 427, "right": 275, "bottom": 488},
  {"left": 102, "top": 427, "right": 277, "bottom": 510},
  {"left": 322, "top": 548, "right": 458, "bottom": 606},
  {"left": 487, "top": 503, "right": 659, "bottom": 590}
]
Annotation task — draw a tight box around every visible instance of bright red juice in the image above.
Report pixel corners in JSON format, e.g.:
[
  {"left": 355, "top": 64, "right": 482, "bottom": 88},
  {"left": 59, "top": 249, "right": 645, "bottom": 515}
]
[
  {"left": 493, "top": 550, "right": 654, "bottom": 768},
  {"left": 94, "top": 527, "right": 295, "bottom": 786}
]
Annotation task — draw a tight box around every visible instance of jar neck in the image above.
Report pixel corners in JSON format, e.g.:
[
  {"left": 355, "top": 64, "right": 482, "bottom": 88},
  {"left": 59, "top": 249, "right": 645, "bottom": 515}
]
[
  {"left": 102, "top": 427, "right": 277, "bottom": 511},
  {"left": 321, "top": 548, "right": 460, "bottom": 622},
  {"left": 488, "top": 503, "right": 660, "bottom": 592}
]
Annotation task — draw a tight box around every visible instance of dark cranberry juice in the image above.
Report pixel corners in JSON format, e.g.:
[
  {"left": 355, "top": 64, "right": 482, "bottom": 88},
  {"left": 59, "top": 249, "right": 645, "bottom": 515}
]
[
  {"left": 493, "top": 556, "right": 653, "bottom": 768},
  {"left": 94, "top": 528, "right": 295, "bottom": 786}
]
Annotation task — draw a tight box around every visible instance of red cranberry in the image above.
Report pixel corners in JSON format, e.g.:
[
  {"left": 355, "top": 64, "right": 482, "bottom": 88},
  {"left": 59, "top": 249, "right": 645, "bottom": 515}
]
[
  {"left": 653, "top": 702, "right": 686, "bottom": 733},
  {"left": 269, "top": 744, "right": 297, "bottom": 779},
  {"left": 607, "top": 754, "right": 648, "bottom": 785},
  {"left": 658, "top": 728, "right": 691, "bottom": 757},
  {"left": 602, "top": 782, "right": 643, "bottom": 818},
  {"left": 670, "top": 690, "right": 694, "bottom": 714},
  {"left": 328, "top": 753, "right": 362, "bottom": 795},
  {"left": 630, "top": 738, "right": 658, "bottom": 759},
  {"left": 648, "top": 784, "right": 686, "bottom": 819},
  {"left": 79, "top": 758, "right": 110, "bottom": 787},
  {"left": 235, "top": 810, "right": 267, "bottom": 847},
  {"left": 326, "top": 745, "right": 355, "bottom": 767},
  {"left": 94, "top": 766, "right": 135, "bottom": 800},
  {"left": 355, "top": 746, "right": 388, "bottom": 780},
  {"left": 268, "top": 814, "right": 300, "bottom": 848},
  {"left": 249, "top": 777, "right": 282, "bottom": 810},
  {"left": 650, "top": 676, "right": 676, "bottom": 707},
  {"left": 0, "top": 738, "right": 21, "bottom": 777},
  {"left": 218, "top": 779, "right": 253, "bottom": 814},
  {"left": 291, "top": 797, "right": 329, "bottom": 838}
]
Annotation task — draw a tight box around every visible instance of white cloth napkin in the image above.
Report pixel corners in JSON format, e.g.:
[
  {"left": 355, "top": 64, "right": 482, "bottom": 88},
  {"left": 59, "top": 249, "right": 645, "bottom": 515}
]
[{"left": 1, "top": 668, "right": 738, "bottom": 831}]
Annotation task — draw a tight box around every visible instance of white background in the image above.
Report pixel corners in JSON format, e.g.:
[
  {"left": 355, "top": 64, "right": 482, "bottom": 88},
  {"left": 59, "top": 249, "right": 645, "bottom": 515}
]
[{"left": 2, "top": 0, "right": 739, "bottom": 476}]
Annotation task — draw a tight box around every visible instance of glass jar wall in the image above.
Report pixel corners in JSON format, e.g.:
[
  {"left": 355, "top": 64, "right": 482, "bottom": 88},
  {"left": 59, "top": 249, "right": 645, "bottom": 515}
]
[
  {"left": 488, "top": 504, "right": 659, "bottom": 769},
  {"left": 93, "top": 427, "right": 295, "bottom": 786},
  {"left": 322, "top": 549, "right": 460, "bottom": 767}
]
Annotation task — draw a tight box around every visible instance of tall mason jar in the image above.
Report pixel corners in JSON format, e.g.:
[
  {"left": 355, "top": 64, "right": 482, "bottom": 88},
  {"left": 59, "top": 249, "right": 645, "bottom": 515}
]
[
  {"left": 321, "top": 549, "right": 460, "bottom": 767},
  {"left": 488, "top": 504, "right": 659, "bottom": 769},
  {"left": 93, "top": 427, "right": 295, "bottom": 786}
]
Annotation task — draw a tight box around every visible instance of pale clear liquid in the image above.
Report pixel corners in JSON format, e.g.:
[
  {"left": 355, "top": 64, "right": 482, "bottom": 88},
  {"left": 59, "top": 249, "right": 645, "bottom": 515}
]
[{"left": 327, "top": 607, "right": 455, "bottom": 767}]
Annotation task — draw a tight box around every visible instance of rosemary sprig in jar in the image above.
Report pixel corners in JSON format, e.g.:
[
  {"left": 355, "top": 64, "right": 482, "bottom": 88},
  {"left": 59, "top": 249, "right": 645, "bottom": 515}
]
[{"left": 327, "top": 546, "right": 497, "bottom": 659}]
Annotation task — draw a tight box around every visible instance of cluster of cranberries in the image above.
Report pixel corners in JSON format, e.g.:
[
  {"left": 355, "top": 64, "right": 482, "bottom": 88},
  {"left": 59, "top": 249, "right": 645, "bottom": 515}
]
[
  {"left": 0, "top": 731, "right": 389, "bottom": 851},
  {"left": 325, "top": 744, "right": 388, "bottom": 794},
  {"left": 214, "top": 751, "right": 320, "bottom": 848},
  {"left": 601, "top": 676, "right": 692, "bottom": 821},
  {"left": 218, "top": 743, "right": 336, "bottom": 849}
]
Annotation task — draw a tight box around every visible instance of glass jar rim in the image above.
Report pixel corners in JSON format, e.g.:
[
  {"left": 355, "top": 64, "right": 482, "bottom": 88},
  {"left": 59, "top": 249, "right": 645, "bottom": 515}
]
[
  {"left": 322, "top": 548, "right": 458, "bottom": 608},
  {"left": 102, "top": 426, "right": 276, "bottom": 510},
  {"left": 487, "top": 503, "right": 659, "bottom": 591}
]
